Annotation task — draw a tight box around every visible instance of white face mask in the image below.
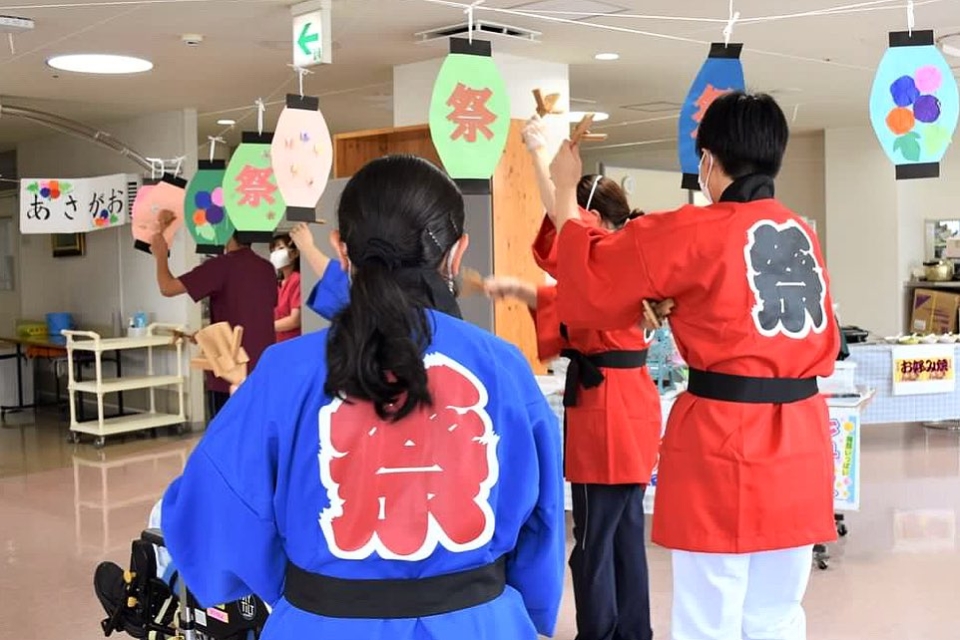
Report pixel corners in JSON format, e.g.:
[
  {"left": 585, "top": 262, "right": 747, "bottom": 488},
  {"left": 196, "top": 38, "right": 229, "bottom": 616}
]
[
  {"left": 698, "top": 151, "right": 715, "bottom": 205},
  {"left": 270, "top": 248, "right": 291, "bottom": 270}
]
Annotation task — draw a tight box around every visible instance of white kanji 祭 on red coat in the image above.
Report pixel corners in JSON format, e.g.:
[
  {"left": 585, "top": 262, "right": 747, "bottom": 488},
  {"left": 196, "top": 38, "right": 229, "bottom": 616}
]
[{"left": 318, "top": 353, "right": 500, "bottom": 561}]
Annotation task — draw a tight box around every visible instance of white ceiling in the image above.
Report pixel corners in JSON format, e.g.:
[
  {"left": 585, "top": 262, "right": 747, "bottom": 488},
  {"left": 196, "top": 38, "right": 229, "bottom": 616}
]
[{"left": 0, "top": 0, "right": 959, "bottom": 159}]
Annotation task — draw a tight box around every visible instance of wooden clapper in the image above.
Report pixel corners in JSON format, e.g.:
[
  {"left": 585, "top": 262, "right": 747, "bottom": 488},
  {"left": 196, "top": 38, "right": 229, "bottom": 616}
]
[{"left": 189, "top": 322, "right": 250, "bottom": 388}]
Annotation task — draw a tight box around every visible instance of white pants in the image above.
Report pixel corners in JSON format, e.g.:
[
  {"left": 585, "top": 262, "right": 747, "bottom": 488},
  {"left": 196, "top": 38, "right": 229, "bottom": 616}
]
[{"left": 671, "top": 545, "right": 813, "bottom": 640}]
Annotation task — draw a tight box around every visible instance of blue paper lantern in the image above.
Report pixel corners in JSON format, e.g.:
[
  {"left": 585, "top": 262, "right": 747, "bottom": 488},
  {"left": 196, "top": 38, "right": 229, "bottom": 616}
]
[
  {"left": 869, "top": 30, "right": 959, "bottom": 180},
  {"left": 677, "top": 43, "right": 745, "bottom": 190}
]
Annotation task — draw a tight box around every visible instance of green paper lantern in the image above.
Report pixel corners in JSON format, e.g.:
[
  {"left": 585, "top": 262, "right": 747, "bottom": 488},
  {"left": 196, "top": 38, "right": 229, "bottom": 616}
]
[
  {"left": 428, "top": 38, "right": 510, "bottom": 186},
  {"left": 184, "top": 160, "right": 235, "bottom": 254},
  {"left": 223, "top": 132, "right": 286, "bottom": 244}
]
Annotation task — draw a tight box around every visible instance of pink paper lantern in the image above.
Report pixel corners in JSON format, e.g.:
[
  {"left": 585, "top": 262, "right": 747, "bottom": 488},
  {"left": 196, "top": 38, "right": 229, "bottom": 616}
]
[
  {"left": 131, "top": 174, "right": 187, "bottom": 253},
  {"left": 271, "top": 94, "right": 332, "bottom": 222}
]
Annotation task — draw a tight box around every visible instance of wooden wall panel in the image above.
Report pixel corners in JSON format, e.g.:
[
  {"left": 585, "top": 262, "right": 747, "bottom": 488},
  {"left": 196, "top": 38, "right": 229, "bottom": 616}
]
[
  {"left": 492, "top": 119, "right": 548, "bottom": 374},
  {"left": 333, "top": 125, "right": 441, "bottom": 178}
]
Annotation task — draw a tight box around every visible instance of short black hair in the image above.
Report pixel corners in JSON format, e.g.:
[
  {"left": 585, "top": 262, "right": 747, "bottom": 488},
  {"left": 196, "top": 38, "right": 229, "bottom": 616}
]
[
  {"left": 696, "top": 91, "right": 789, "bottom": 179},
  {"left": 230, "top": 232, "right": 251, "bottom": 248}
]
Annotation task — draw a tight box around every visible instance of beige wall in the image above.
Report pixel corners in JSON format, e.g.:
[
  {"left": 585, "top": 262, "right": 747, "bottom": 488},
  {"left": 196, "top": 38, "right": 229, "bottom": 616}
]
[
  {"left": 15, "top": 109, "right": 204, "bottom": 421},
  {"left": 582, "top": 133, "right": 827, "bottom": 249},
  {"left": 824, "top": 126, "right": 960, "bottom": 336}
]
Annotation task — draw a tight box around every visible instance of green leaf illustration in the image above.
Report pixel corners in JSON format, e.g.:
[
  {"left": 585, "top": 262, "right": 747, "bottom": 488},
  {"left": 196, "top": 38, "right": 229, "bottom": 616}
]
[
  {"left": 26, "top": 182, "right": 38, "bottom": 194},
  {"left": 61, "top": 182, "right": 73, "bottom": 194},
  {"left": 198, "top": 224, "right": 216, "bottom": 241},
  {"left": 893, "top": 131, "right": 922, "bottom": 162},
  {"left": 922, "top": 124, "right": 951, "bottom": 156}
]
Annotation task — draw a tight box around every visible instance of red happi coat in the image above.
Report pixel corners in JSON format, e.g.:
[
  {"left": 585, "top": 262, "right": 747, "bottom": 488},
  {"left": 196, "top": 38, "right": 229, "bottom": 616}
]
[
  {"left": 532, "top": 211, "right": 661, "bottom": 486},
  {"left": 555, "top": 199, "right": 840, "bottom": 554}
]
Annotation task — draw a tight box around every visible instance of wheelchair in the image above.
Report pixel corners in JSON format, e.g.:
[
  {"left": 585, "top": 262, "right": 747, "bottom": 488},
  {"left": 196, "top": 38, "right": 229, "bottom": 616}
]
[{"left": 94, "top": 529, "right": 268, "bottom": 640}]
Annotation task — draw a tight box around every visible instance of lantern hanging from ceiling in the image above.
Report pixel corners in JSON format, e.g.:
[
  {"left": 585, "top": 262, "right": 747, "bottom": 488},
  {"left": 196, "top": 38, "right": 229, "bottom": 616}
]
[
  {"left": 223, "top": 132, "right": 286, "bottom": 244},
  {"left": 270, "top": 94, "right": 333, "bottom": 222},
  {"left": 868, "top": 30, "right": 959, "bottom": 180},
  {"left": 184, "top": 160, "right": 235, "bottom": 254},
  {"left": 677, "top": 43, "right": 745, "bottom": 191},
  {"left": 428, "top": 37, "right": 510, "bottom": 193},
  {"left": 131, "top": 174, "right": 187, "bottom": 254}
]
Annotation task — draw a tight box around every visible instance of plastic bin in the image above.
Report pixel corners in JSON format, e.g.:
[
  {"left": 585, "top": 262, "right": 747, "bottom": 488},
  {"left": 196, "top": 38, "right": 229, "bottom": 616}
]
[
  {"left": 818, "top": 361, "right": 857, "bottom": 395},
  {"left": 45, "top": 313, "right": 74, "bottom": 339}
]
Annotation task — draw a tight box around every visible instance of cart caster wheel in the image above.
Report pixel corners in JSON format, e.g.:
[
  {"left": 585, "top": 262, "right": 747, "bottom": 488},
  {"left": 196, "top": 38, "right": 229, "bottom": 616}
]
[
  {"left": 93, "top": 437, "right": 106, "bottom": 449},
  {"left": 175, "top": 424, "right": 190, "bottom": 436},
  {"left": 817, "top": 559, "right": 829, "bottom": 570},
  {"left": 66, "top": 432, "right": 80, "bottom": 444},
  {"left": 837, "top": 524, "right": 849, "bottom": 537}
]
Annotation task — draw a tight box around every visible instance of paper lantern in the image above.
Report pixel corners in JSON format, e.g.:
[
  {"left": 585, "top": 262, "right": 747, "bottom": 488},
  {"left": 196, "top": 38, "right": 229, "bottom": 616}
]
[
  {"left": 428, "top": 37, "right": 510, "bottom": 192},
  {"left": 183, "top": 160, "right": 235, "bottom": 254},
  {"left": 270, "top": 94, "right": 333, "bottom": 223},
  {"left": 869, "top": 30, "right": 959, "bottom": 180},
  {"left": 677, "top": 43, "right": 745, "bottom": 190},
  {"left": 224, "top": 132, "right": 286, "bottom": 244},
  {"left": 131, "top": 174, "right": 187, "bottom": 253}
]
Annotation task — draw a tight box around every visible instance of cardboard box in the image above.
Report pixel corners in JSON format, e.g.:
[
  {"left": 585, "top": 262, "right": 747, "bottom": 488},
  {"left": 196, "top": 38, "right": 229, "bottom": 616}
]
[{"left": 911, "top": 288, "right": 960, "bottom": 334}]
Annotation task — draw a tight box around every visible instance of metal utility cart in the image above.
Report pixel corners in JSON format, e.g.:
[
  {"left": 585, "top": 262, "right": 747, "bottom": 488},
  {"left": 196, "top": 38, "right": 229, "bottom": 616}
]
[{"left": 64, "top": 324, "right": 186, "bottom": 448}]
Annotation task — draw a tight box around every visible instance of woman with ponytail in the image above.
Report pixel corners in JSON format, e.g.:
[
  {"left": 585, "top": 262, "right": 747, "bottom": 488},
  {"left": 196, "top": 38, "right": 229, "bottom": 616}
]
[
  {"left": 487, "top": 116, "right": 671, "bottom": 640},
  {"left": 160, "top": 155, "right": 566, "bottom": 640}
]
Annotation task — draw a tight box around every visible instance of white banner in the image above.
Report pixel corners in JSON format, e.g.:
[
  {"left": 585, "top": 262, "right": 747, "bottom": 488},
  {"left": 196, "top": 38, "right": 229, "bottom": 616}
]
[{"left": 20, "top": 174, "right": 137, "bottom": 234}]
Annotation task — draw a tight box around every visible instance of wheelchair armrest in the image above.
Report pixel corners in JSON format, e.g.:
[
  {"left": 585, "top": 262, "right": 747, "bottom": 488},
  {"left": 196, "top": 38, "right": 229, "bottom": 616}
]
[{"left": 141, "top": 528, "right": 166, "bottom": 547}]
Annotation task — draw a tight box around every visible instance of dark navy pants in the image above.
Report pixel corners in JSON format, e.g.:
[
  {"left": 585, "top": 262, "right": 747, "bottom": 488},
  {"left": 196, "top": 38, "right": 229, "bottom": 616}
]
[{"left": 569, "top": 483, "right": 653, "bottom": 640}]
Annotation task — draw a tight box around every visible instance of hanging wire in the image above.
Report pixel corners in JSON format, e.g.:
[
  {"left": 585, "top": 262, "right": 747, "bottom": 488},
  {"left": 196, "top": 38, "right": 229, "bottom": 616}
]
[
  {"left": 410, "top": 0, "right": 948, "bottom": 70},
  {"left": 723, "top": 0, "right": 739, "bottom": 46},
  {"left": 472, "top": 0, "right": 944, "bottom": 26}
]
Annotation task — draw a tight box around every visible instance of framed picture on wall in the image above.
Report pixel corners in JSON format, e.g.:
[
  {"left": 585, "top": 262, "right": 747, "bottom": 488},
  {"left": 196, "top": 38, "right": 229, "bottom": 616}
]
[{"left": 51, "top": 233, "right": 85, "bottom": 258}]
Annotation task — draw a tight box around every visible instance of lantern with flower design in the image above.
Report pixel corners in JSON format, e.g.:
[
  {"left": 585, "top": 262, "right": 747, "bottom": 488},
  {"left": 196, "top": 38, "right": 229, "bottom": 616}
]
[
  {"left": 184, "top": 160, "right": 235, "bottom": 254},
  {"left": 677, "top": 43, "right": 745, "bottom": 190},
  {"left": 869, "top": 30, "right": 959, "bottom": 179},
  {"left": 223, "top": 132, "right": 286, "bottom": 244},
  {"left": 428, "top": 37, "right": 510, "bottom": 192},
  {"left": 270, "top": 94, "right": 333, "bottom": 223},
  {"left": 131, "top": 174, "right": 186, "bottom": 253}
]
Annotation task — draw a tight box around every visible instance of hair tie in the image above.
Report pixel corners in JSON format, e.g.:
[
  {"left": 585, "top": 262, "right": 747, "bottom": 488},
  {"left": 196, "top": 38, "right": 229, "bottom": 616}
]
[{"left": 353, "top": 237, "right": 405, "bottom": 270}]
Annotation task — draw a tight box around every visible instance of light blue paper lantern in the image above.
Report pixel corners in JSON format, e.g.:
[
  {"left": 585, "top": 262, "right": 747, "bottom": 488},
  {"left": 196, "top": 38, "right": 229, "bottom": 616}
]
[{"left": 868, "top": 30, "right": 959, "bottom": 180}]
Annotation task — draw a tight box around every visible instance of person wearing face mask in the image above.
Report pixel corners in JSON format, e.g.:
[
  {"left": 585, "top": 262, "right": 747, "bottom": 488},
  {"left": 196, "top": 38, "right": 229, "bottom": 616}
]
[
  {"left": 547, "top": 92, "right": 839, "bottom": 640},
  {"left": 270, "top": 234, "right": 303, "bottom": 342}
]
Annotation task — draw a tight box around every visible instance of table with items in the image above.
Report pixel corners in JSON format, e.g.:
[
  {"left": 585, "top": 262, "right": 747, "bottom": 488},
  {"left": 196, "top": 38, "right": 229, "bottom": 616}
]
[
  {"left": 847, "top": 341, "right": 960, "bottom": 427},
  {"left": 537, "top": 325, "right": 869, "bottom": 570}
]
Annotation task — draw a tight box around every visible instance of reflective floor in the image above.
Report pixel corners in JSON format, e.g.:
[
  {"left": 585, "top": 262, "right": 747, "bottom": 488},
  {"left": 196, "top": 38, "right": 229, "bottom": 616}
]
[{"left": 2, "top": 408, "right": 959, "bottom": 639}]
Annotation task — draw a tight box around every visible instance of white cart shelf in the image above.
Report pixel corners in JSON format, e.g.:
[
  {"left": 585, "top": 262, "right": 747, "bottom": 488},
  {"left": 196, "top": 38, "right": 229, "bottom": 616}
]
[{"left": 63, "top": 323, "right": 186, "bottom": 448}]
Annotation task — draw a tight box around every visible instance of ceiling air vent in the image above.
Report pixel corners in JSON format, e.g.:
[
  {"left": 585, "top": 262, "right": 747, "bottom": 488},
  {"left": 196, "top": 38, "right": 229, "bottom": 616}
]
[
  {"left": 415, "top": 20, "right": 541, "bottom": 45},
  {"left": 509, "top": 0, "right": 627, "bottom": 21}
]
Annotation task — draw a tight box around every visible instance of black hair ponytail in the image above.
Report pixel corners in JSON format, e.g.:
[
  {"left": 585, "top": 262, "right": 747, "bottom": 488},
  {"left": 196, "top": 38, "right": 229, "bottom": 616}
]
[
  {"left": 323, "top": 155, "right": 465, "bottom": 422},
  {"left": 325, "top": 263, "right": 432, "bottom": 421}
]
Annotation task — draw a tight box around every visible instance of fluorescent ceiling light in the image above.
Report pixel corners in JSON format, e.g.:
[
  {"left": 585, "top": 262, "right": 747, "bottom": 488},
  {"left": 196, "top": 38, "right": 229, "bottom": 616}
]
[
  {"left": 569, "top": 110, "right": 609, "bottom": 122},
  {"left": 217, "top": 119, "right": 236, "bottom": 126},
  {"left": 595, "top": 52, "right": 619, "bottom": 61},
  {"left": 47, "top": 54, "right": 152, "bottom": 75}
]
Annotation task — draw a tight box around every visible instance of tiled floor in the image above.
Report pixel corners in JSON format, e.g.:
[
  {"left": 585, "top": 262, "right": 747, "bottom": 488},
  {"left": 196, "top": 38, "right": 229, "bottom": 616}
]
[{"left": 2, "top": 409, "right": 960, "bottom": 639}]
